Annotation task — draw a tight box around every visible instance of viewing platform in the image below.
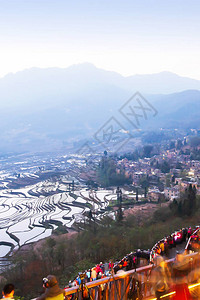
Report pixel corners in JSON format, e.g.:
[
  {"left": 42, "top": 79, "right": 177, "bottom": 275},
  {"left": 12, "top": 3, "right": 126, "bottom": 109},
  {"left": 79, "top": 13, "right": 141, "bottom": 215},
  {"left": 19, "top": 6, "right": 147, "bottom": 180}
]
[{"left": 65, "top": 252, "right": 200, "bottom": 300}]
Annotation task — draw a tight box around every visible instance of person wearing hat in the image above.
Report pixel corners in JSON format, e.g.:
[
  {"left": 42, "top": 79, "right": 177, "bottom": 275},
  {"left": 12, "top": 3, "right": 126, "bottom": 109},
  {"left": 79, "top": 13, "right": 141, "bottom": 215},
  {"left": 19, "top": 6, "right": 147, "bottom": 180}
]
[{"left": 36, "top": 275, "right": 65, "bottom": 300}]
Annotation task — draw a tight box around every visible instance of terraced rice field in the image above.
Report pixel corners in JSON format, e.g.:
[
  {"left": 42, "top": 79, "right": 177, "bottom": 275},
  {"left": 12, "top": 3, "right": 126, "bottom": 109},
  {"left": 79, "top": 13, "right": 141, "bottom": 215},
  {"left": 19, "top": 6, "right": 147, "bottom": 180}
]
[{"left": 0, "top": 179, "right": 115, "bottom": 258}]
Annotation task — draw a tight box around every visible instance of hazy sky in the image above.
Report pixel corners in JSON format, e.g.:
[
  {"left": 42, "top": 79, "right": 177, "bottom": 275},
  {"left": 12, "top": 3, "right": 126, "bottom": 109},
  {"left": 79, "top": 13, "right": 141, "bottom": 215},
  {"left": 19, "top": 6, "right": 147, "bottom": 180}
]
[{"left": 0, "top": 0, "right": 200, "bottom": 79}]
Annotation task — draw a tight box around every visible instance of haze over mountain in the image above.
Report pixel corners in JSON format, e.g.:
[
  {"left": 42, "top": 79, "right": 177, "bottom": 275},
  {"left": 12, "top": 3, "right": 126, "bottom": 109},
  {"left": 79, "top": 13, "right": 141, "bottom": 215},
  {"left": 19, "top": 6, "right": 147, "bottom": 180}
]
[
  {"left": 0, "top": 63, "right": 200, "bottom": 153},
  {"left": 1, "top": 63, "right": 200, "bottom": 99}
]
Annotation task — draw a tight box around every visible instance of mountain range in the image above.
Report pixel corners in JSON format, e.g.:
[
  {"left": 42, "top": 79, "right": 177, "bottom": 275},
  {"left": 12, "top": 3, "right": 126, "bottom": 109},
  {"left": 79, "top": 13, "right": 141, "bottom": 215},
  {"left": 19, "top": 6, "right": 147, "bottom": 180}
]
[{"left": 0, "top": 63, "right": 200, "bottom": 153}]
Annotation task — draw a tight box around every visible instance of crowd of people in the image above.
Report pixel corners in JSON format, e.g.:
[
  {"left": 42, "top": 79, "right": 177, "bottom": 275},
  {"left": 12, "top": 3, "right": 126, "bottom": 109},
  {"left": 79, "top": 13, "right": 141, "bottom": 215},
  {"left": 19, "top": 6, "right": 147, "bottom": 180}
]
[
  {"left": 65, "top": 225, "right": 200, "bottom": 299},
  {"left": 67, "top": 226, "right": 199, "bottom": 288},
  {"left": 149, "top": 226, "right": 200, "bottom": 300},
  {"left": 66, "top": 261, "right": 112, "bottom": 288},
  {"left": 1, "top": 226, "right": 199, "bottom": 300},
  {"left": 150, "top": 226, "right": 200, "bottom": 261},
  {"left": 187, "top": 229, "right": 200, "bottom": 253},
  {"left": 66, "top": 249, "right": 151, "bottom": 288}
]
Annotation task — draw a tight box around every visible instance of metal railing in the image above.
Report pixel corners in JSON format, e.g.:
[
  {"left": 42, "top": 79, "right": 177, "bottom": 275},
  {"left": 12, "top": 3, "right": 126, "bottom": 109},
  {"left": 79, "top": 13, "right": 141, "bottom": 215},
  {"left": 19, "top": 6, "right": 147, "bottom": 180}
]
[{"left": 65, "top": 252, "right": 200, "bottom": 300}]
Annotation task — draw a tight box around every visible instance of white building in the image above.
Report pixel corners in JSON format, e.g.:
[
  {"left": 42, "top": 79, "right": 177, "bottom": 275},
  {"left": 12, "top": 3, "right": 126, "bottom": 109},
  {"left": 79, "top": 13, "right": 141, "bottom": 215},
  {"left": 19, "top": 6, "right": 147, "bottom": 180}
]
[{"left": 164, "top": 187, "right": 180, "bottom": 200}]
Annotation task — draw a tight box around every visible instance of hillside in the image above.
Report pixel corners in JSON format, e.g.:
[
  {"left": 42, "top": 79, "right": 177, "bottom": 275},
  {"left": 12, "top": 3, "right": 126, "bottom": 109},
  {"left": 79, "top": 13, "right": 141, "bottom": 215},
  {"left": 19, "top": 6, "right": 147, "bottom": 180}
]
[
  {"left": 0, "top": 64, "right": 200, "bottom": 153},
  {"left": 1, "top": 200, "right": 200, "bottom": 299}
]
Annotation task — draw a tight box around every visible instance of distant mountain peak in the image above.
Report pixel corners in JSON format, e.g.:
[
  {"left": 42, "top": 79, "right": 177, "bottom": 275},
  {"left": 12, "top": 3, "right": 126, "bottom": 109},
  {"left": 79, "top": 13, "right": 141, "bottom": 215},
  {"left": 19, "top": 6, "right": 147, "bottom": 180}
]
[
  {"left": 69, "top": 62, "right": 97, "bottom": 68},
  {"left": 0, "top": 62, "right": 199, "bottom": 153},
  {"left": 0, "top": 63, "right": 200, "bottom": 94}
]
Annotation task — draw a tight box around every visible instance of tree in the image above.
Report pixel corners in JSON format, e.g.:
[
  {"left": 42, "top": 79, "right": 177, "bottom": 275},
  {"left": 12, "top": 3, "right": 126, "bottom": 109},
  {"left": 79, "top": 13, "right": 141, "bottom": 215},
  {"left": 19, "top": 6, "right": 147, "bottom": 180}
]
[
  {"left": 97, "top": 157, "right": 131, "bottom": 187},
  {"left": 139, "top": 176, "right": 149, "bottom": 189},
  {"left": 176, "top": 139, "right": 183, "bottom": 150},
  {"left": 41, "top": 238, "right": 56, "bottom": 273},
  {"left": 187, "top": 184, "right": 196, "bottom": 215},
  {"left": 165, "top": 175, "right": 171, "bottom": 187},
  {"left": 86, "top": 179, "right": 98, "bottom": 189},
  {"left": 144, "top": 187, "right": 148, "bottom": 199},
  {"left": 104, "top": 150, "right": 108, "bottom": 156},
  {"left": 176, "top": 162, "right": 182, "bottom": 169},
  {"left": 190, "top": 149, "right": 200, "bottom": 161},
  {"left": 169, "top": 199, "right": 178, "bottom": 215},
  {"left": 169, "top": 141, "right": 176, "bottom": 149},
  {"left": 160, "top": 161, "right": 170, "bottom": 174},
  {"left": 143, "top": 145, "right": 153, "bottom": 158},
  {"left": 170, "top": 184, "right": 196, "bottom": 217},
  {"left": 190, "top": 136, "right": 200, "bottom": 147},
  {"left": 55, "top": 241, "right": 67, "bottom": 271},
  {"left": 136, "top": 188, "right": 139, "bottom": 202},
  {"left": 116, "top": 187, "right": 123, "bottom": 223}
]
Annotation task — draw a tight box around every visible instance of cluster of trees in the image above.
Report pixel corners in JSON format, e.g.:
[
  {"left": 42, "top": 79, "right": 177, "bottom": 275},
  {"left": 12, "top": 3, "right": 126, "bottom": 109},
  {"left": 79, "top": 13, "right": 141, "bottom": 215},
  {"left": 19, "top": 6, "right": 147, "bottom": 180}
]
[
  {"left": 170, "top": 184, "right": 198, "bottom": 217},
  {"left": 119, "top": 144, "right": 157, "bottom": 161},
  {"left": 142, "top": 131, "right": 170, "bottom": 144},
  {"left": 190, "top": 149, "right": 200, "bottom": 161},
  {"left": 190, "top": 136, "right": 200, "bottom": 147},
  {"left": 180, "top": 147, "right": 200, "bottom": 161},
  {"left": 119, "top": 135, "right": 200, "bottom": 163},
  {"left": 97, "top": 156, "right": 131, "bottom": 187},
  {"left": 151, "top": 160, "right": 171, "bottom": 174},
  {"left": 119, "top": 150, "right": 139, "bottom": 161},
  {"left": 180, "top": 136, "right": 200, "bottom": 160},
  {"left": 159, "top": 161, "right": 171, "bottom": 173}
]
